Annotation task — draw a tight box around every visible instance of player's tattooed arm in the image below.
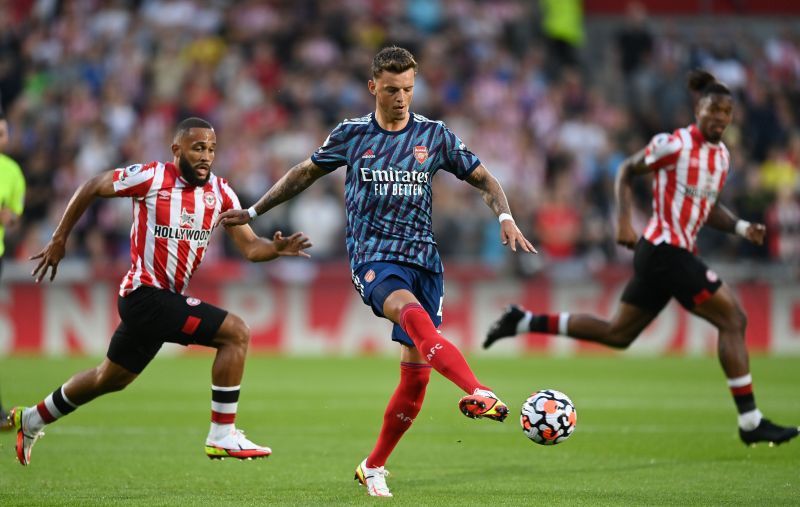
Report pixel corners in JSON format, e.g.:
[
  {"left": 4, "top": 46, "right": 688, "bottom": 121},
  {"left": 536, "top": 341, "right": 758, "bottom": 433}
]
[
  {"left": 252, "top": 158, "right": 328, "bottom": 215},
  {"left": 614, "top": 148, "right": 649, "bottom": 249},
  {"left": 465, "top": 164, "right": 511, "bottom": 216},
  {"left": 217, "top": 158, "right": 328, "bottom": 227},
  {"left": 466, "top": 164, "right": 536, "bottom": 253}
]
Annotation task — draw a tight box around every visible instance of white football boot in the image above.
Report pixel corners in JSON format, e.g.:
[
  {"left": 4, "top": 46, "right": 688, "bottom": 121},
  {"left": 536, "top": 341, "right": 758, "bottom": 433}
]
[
  {"left": 205, "top": 428, "right": 272, "bottom": 460},
  {"left": 12, "top": 407, "right": 45, "bottom": 466},
  {"left": 354, "top": 458, "right": 393, "bottom": 497}
]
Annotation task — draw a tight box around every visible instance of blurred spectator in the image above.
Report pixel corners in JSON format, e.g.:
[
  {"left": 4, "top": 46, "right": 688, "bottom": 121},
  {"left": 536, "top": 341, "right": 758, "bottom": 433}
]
[
  {"left": 539, "top": 0, "right": 584, "bottom": 76},
  {"left": 765, "top": 186, "right": 800, "bottom": 267},
  {"left": 615, "top": 2, "right": 654, "bottom": 78},
  {"left": 0, "top": 0, "right": 797, "bottom": 276}
]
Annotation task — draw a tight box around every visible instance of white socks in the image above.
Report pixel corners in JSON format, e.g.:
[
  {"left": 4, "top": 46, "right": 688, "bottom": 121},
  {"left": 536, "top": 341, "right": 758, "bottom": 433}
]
[{"left": 517, "top": 312, "right": 532, "bottom": 335}]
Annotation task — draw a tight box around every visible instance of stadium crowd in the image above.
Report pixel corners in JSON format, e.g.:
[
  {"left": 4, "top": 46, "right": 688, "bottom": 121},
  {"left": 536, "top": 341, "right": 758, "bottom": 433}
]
[{"left": 0, "top": 0, "right": 798, "bottom": 276}]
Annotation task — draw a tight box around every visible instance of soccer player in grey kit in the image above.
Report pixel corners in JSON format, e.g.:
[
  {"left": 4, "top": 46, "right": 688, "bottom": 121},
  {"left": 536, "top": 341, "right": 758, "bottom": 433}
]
[{"left": 217, "top": 46, "right": 536, "bottom": 497}]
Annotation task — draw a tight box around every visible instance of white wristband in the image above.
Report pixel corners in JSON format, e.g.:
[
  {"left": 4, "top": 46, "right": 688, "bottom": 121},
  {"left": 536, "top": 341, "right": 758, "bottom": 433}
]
[
  {"left": 247, "top": 206, "right": 258, "bottom": 220},
  {"left": 498, "top": 213, "right": 514, "bottom": 224},
  {"left": 735, "top": 219, "right": 750, "bottom": 237}
]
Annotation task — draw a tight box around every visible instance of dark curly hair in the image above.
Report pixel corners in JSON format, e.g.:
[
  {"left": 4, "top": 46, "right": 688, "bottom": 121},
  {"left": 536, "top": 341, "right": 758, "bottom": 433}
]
[
  {"left": 687, "top": 69, "right": 731, "bottom": 97},
  {"left": 371, "top": 46, "right": 418, "bottom": 78}
]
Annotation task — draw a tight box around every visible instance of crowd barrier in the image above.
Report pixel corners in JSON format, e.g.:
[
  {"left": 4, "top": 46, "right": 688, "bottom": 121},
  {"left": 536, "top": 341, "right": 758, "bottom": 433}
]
[{"left": 2, "top": 261, "right": 797, "bottom": 356}]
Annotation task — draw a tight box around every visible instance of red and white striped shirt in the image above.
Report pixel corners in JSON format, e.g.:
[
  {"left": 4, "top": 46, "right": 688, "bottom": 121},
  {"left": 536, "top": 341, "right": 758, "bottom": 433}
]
[
  {"left": 112, "top": 161, "right": 240, "bottom": 296},
  {"left": 642, "top": 124, "right": 730, "bottom": 252}
]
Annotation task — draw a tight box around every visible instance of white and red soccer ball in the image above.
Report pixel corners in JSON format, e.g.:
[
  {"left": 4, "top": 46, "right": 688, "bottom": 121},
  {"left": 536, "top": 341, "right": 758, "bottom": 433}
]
[{"left": 520, "top": 389, "right": 577, "bottom": 445}]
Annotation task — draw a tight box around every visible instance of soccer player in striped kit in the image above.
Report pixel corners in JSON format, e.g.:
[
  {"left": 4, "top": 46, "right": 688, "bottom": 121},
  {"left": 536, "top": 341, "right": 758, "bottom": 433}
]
[
  {"left": 484, "top": 70, "right": 798, "bottom": 447},
  {"left": 217, "top": 46, "right": 536, "bottom": 497},
  {"left": 9, "top": 118, "right": 312, "bottom": 466}
]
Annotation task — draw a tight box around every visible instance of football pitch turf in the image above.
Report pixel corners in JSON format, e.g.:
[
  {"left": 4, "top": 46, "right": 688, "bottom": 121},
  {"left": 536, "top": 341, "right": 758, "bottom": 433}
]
[{"left": 0, "top": 355, "right": 798, "bottom": 506}]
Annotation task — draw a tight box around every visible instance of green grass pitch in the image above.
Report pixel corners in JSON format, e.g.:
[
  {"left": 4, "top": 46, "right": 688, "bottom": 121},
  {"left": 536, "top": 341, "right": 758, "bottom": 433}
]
[{"left": 1, "top": 355, "right": 798, "bottom": 506}]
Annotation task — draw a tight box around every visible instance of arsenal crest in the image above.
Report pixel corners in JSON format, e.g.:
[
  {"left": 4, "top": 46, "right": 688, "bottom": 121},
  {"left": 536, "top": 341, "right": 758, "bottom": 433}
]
[{"left": 414, "top": 145, "right": 428, "bottom": 164}]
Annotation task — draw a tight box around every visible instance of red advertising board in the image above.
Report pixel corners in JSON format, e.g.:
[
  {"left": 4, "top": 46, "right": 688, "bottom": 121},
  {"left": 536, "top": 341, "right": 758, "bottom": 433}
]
[{"left": 1, "top": 272, "right": 797, "bottom": 356}]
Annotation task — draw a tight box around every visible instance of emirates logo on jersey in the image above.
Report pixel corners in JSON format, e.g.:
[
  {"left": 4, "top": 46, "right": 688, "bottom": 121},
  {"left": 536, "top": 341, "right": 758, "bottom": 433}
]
[
  {"left": 203, "top": 191, "right": 216, "bottom": 209},
  {"left": 414, "top": 146, "right": 428, "bottom": 164}
]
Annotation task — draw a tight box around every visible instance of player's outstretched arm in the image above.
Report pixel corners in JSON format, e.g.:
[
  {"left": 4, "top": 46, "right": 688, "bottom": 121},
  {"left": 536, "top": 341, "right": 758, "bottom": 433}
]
[
  {"left": 706, "top": 203, "right": 766, "bottom": 245},
  {"left": 30, "top": 170, "right": 117, "bottom": 282},
  {"left": 614, "top": 148, "right": 649, "bottom": 249},
  {"left": 465, "top": 164, "right": 536, "bottom": 253},
  {"left": 225, "top": 223, "right": 313, "bottom": 262},
  {"left": 216, "top": 159, "right": 328, "bottom": 227}
]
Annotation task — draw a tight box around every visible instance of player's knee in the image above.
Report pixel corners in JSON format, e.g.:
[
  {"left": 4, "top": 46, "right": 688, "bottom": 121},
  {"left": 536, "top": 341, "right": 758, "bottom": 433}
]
[
  {"left": 607, "top": 329, "right": 638, "bottom": 349},
  {"left": 224, "top": 314, "right": 251, "bottom": 350},
  {"left": 407, "top": 372, "right": 431, "bottom": 394},
  {"left": 729, "top": 308, "right": 747, "bottom": 334}
]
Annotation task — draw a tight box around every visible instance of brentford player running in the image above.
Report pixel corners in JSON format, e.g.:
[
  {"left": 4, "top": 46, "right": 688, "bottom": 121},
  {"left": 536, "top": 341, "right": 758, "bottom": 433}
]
[
  {"left": 9, "top": 118, "right": 312, "bottom": 466},
  {"left": 485, "top": 71, "right": 798, "bottom": 447},
  {"left": 217, "top": 47, "right": 536, "bottom": 497}
]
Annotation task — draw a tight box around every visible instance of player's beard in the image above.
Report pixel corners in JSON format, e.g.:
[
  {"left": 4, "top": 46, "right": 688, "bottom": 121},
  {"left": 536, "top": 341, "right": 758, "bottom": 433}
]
[{"left": 178, "top": 154, "right": 210, "bottom": 187}]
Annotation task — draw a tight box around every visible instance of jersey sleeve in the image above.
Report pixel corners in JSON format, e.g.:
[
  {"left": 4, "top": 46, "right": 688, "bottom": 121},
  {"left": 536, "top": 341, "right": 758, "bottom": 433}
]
[
  {"left": 311, "top": 122, "right": 349, "bottom": 171},
  {"left": 218, "top": 178, "right": 242, "bottom": 212},
  {"left": 112, "top": 161, "right": 158, "bottom": 197},
  {"left": 439, "top": 124, "right": 481, "bottom": 180},
  {"left": 644, "top": 133, "right": 683, "bottom": 171},
  {"left": 8, "top": 161, "right": 25, "bottom": 215}
]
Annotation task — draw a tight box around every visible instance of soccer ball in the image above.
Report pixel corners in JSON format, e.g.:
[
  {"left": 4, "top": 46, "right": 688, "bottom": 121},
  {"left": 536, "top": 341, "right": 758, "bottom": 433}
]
[{"left": 520, "top": 389, "right": 577, "bottom": 445}]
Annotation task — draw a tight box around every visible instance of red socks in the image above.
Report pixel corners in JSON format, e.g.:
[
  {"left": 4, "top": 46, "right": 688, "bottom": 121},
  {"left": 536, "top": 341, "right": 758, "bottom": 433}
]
[
  {"left": 367, "top": 362, "right": 431, "bottom": 468},
  {"left": 399, "top": 303, "right": 485, "bottom": 394}
]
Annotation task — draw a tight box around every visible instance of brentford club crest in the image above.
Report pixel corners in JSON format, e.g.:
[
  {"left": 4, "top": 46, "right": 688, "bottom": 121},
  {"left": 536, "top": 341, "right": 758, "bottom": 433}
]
[
  {"left": 203, "top": 191, "right": 216, "bottom": 209},
  {"left": 414, "top": 146, "right": 428, "bottom": 164},
  {"left": 186, "top": 297, "right": 201, "bottom": 306}
]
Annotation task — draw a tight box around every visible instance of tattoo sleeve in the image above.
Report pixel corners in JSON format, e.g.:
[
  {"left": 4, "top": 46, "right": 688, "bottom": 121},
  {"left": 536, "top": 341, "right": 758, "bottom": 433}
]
[
  {"left": 466, "top": 165, "right": 511, "bottom": 216},
  {"left": 253, "top": 159, "right": 328, "bottom": 215}
]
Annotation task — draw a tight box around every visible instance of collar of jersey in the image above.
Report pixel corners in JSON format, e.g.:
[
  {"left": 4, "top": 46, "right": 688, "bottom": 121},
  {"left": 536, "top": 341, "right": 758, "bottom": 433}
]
[
  {"left": 370, "top": 111, "right": 415, "bottom": 136},
  {"left": 168, "top": 161, "right": 212, "bottom": 188},
  {"left": 689, "top": 123, "right": 720, "bottom": 146}
]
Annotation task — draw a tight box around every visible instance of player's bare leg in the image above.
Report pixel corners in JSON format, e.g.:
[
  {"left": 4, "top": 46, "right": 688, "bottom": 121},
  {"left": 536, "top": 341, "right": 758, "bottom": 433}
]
[
  {"left": 12, "top": 358, "right": 138, "bottom": 465},
  {"left": 382, "top": 289, "right": 508, "bottom": 422},
  {"left": 485, "top": 302, "right": 658, "bottom": 350},
  {"left": 205, "top": 313, "right": 271, "bottom": 460},
  {"left": 691, "top": 284, "right": 798, "bottom": 446},
  {"left": 210, "top": 313, "right": 250, "bottom": 387}
]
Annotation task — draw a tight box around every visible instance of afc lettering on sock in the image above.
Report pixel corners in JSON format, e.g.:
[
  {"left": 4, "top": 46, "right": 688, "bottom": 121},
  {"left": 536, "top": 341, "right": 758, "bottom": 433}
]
[{"left": 426, "top": 343, "right": 444, "bottom": 361}]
